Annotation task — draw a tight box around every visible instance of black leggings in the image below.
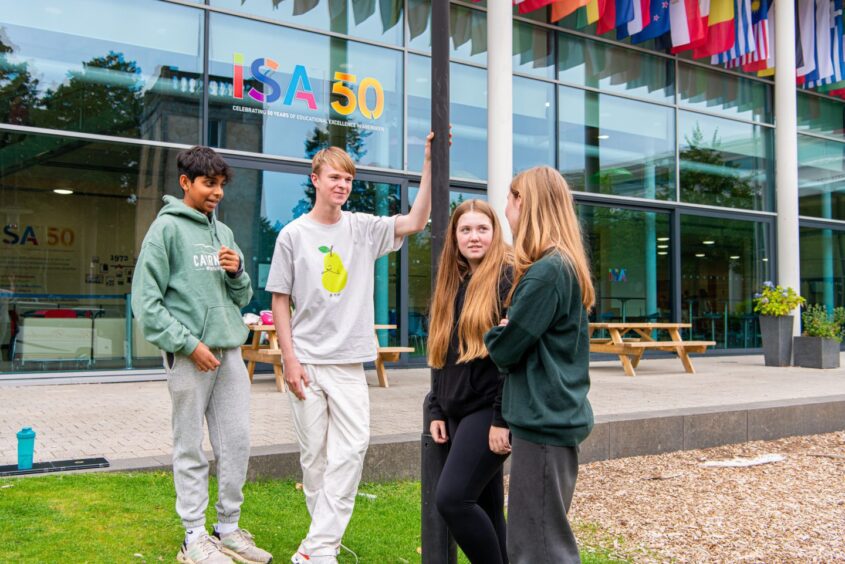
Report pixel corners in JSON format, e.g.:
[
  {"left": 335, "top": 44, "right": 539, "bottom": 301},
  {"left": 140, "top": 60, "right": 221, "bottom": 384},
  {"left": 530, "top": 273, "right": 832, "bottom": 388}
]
[{"left": 435, "top": 408, "right": 509, "bottom": 564}]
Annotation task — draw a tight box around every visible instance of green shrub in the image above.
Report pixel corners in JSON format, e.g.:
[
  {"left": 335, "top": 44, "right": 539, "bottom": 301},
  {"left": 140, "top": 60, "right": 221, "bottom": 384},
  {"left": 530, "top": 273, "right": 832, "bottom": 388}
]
[
  {"left": 801, "top": 304, "right": 843, "bottom": 342},
  {"left": 753, "top": 282, "right": 805, "bottom": 317}
]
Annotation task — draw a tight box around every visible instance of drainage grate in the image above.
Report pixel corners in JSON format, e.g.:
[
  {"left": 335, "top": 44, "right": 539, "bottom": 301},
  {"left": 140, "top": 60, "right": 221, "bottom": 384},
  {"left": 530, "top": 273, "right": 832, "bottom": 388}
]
[{"left": 0, "top": 457, "right": 110, "bottom": 477}]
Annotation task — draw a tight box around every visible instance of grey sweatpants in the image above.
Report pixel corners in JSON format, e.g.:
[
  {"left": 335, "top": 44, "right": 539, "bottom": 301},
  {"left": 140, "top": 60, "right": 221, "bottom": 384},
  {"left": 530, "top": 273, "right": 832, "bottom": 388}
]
[
  {"left": 507, "top": 436, "right": 581, "bottom": 564},
  {"left": 165, "top": 347, "right": 251, "bottom": 529}
]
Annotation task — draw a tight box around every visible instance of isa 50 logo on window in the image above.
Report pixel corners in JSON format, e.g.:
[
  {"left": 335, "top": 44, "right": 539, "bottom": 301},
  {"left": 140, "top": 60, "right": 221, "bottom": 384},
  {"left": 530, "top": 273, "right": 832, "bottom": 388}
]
[{"left": 232, "top": 53, "right": 385, "bottom": 120}]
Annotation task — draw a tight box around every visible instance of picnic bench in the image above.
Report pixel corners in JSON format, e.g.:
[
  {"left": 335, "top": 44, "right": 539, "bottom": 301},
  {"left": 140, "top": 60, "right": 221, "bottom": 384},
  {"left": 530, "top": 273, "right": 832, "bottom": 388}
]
[
  {"left": 241, "top": 323, "right": 413, "bottom": 390},
  {"left": 589, "top": 322, "right": 715, "bottom": 377}
]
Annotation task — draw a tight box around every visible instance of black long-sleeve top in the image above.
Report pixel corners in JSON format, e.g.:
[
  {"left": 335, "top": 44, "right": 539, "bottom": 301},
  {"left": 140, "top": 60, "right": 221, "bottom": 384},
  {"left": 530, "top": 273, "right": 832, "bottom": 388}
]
[{"left": 427, "top": 268, "right": 512, "bottom": 428}]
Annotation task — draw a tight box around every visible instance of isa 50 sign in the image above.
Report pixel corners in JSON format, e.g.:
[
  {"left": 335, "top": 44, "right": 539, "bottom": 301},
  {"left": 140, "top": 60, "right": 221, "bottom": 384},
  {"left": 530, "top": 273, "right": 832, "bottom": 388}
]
[{"left": 233, "top": 53, "right": 385, "bottom": 120}]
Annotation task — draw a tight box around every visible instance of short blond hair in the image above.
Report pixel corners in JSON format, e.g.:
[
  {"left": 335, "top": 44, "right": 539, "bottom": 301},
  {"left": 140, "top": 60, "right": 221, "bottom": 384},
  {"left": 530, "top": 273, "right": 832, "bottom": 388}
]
[{"left": 312, "top": 146, "right": 356, "bottom": 176}]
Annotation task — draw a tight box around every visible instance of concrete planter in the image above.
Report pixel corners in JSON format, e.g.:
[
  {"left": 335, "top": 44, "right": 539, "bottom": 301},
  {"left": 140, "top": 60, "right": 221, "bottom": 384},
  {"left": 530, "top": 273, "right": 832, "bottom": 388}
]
[
  {"left": 760, "top": 315, "right": 794, "bottom": 367},
  {"left": 793, "top": 336, "right": 841, "bottom": 369}
]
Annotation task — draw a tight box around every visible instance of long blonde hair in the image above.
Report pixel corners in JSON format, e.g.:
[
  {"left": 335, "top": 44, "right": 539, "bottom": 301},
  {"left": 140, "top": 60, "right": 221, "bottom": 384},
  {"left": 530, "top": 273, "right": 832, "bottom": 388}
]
[
  {"left": 428, "top": 200, "right": 511, "bottom": 369},
  {"left": 508, "top": 166, "right": 595, "bottom": 311}
]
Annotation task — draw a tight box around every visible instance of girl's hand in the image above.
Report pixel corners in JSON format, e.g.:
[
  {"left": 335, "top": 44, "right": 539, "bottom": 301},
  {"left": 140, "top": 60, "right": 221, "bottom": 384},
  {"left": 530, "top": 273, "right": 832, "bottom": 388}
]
[
  {"left": 489, "top": 425, "right": 511, "bottom": 455},
  {"left": 498, "top": 318, "right": 509, "bottom": 326},
  {"left": 430, "top": 420, "right": 449, "bottom": 444}
]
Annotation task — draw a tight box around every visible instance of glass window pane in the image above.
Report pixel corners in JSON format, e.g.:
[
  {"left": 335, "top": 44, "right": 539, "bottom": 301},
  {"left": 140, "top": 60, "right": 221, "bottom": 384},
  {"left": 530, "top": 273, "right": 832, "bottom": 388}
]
[
  {"left": 514, "top": 77, "right": 555, "bottom": 173},
  {"left": 800, "top": 226, "right": 845, "bottom": 309},
  {"left": 230, "top": 168, "right": 401, "bottom": 345},
  {"left": 558, "top": 86, "right": 674, "bottom": 199},
  {"left": 678, "top": 63, "right": 773, "bottom": 124},
  {"left": 210, "top": 0, "right": 404, "bottom": 46},
  {"left": 0, "top": 0, "right": 203, "bottom": 143},
  {"left": 798, "top": 92, "right": 845, "bottom": 141},
  {"left": 679, "top": 111, "right": 774, "bottom": 211},
  {"left": 513, "top": 20, "right": 555, "bottom": 79},
  {"left": 578, "top": 206, "right": 672, "bottom": 323},
  {"left": 209, "top": 13, "right": 403, "bottom": 169},
  {"left": 557, "top": 33, "right": 674, "bottom": 104},
  {"left": 407, "top": 188, "right": 486, "bottom": 359},
  {"left": 408, "top": 55, "right": 487, "bottom": 180},
  {"left": 408, "top": 0, "right": 488, "bottom": 65},
  {"left": 681, "top": 215, "right": 771, "bottom": 349},
  {"left": 0, "top": 132, "right": 183, "bottom": 373},
  {"left": 798, "top": 135, "right": 845, "bottom": 220}
]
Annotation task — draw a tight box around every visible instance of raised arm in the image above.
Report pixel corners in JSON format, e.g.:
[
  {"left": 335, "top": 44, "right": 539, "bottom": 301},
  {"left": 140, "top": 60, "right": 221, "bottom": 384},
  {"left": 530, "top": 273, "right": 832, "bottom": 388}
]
[{"left": 395, "top": 131, "right": 434, "bottom": 237}]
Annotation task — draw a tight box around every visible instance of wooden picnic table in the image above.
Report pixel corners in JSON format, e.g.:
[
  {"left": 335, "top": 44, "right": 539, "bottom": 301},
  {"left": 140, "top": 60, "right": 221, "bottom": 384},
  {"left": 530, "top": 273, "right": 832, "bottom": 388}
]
[
  {"left": 589, "top": 322, "right": 715, "bottom": 377},
  {"left": 241, "top": 323, "right": 413, "bottom": 391}
]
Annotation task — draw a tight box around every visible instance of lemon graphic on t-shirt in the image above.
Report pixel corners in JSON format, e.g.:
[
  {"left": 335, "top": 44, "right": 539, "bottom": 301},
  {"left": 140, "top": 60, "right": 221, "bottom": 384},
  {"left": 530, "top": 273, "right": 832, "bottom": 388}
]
[{"left": 319, "top": 245, "right": 348, "bottom": 293}]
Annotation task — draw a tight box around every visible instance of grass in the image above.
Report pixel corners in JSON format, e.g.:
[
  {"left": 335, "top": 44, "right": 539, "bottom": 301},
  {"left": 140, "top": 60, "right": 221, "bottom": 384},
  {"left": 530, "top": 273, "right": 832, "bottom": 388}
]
[{"left": 0, "top": 473, "right": 628, "bottom": 563}]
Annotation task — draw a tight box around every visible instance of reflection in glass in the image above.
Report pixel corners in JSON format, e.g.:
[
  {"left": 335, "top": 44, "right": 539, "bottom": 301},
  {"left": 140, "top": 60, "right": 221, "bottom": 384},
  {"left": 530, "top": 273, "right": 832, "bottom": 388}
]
[
  {"left": 678, "top": 63, "right": 773, "bottom": 124},
  {"left": 558, "top": 86, "right": 674, "bottom": 199},
  {"left": 797, "top": 135, "right": 845, "bottom": 220},
  {"left": 514, "top": 20, "right": 554, "bottom": 79},
  {"left": 514, "top": 77, "right": 555, "bottom": 173},
  {"left": 578, "top": 206, "right": 671, "bottom": 324},
  {"left": 233, "top": 169, "right": 400, "bottom": 345},
  {"left": 798, "top": 92, "right": 845, "bottom": 141},
  {"left": 408, "top": 0, "right": 488, "bottom": 65},
  {"left": 800, "top": 226, "right": 845, "bottom": 309},
  {"left": 680, "top": 215, "right": 771, "bottom": 349},
  {"left": 0, "top": 0, "right": 204, "bottom": 144},
  {"left": 0, "top": 132, "right": 183, "bottom": 373},
  {"left": 408, "top": 55, "right": 487, "bottom": 179},
  {"left": 211, "top": 0, "right": 404, "bottom": 45},
  {"left": 557, "top": 32, "right": 674, "bottom": 103},
  {"left": 679, "top": 111, "right": 774, "bottom": 211},
  {"left": 407, "top": 189, "right": 485, "bottom": 358},
  {"left": 209, "top": 13, "right": 403, "bottom": 169}
]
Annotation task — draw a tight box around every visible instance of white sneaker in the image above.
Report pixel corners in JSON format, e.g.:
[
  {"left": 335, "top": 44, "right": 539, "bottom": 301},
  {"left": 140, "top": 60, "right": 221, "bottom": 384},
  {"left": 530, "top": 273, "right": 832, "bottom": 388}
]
[
  {"left": 290, "top": 547, "right": 338, "bottom": 564},
  {"left": 177, "top": 532, "right": 235, "bottom": 564}
]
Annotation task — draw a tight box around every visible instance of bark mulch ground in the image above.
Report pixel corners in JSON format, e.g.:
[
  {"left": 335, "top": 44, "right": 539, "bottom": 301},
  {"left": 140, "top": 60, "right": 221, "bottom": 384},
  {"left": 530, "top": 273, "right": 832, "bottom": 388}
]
[{"left": 569, "top": 431, "right": 845, "bottom": 563}]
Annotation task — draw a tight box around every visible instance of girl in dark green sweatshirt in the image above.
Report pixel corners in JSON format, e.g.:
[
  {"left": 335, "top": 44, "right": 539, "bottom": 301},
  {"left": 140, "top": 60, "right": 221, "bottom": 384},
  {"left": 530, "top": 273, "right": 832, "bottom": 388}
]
[{"left": 484, "top": 166, "right": 596, "bottom": 564}]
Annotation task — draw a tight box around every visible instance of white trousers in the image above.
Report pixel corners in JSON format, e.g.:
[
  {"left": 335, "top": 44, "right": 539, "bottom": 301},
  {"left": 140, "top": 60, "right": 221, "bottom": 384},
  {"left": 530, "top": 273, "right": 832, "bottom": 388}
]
[{"left": 289, "top": 363, "right": 370, "bottom": 556}]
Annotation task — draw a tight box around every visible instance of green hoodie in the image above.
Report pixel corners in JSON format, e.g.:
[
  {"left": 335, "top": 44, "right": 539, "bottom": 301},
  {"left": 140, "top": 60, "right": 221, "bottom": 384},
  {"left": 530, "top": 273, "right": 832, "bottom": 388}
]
[{"left": 131, "top": 195, "right": 253, "bottom": 354}]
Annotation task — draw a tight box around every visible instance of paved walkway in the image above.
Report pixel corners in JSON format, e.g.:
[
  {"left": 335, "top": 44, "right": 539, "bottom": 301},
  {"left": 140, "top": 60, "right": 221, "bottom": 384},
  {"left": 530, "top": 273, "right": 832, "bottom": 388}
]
[{"left": 1, "top": 354, "right": 844, "bottom": 466}]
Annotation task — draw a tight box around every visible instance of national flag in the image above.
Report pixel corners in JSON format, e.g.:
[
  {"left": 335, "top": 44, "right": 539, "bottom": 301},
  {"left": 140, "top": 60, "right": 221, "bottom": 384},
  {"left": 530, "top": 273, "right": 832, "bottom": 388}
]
[
  {"left": 587, "top": 0, "right": 605, "bottom": 22},
  {"left": 797, "top": 0, "right": 816, "bottom": 77},
  {"left": 670, "top": 0, "right": 707, "bottom": 50},
  {"left": 692, "top": 0, "right": 735, "bottom": 58},
  {"left": 617, "top": 0, "right": 650, "bottom": 39},
  {"left": 517, "top": 0, "right": 556, "bottom": 13},
  {"left": 712, "top": 0, "right": 755, "bottom": 65},
  {"left": 807, "top": 0, "right": 844, "bottom": 88},
  {"left": 806, "top": 0, "right": 834, "bottom": 85},
  {"left": 736, "top": 0, "right": 771, "bottom": 71},
  {"left": 598, "top": 0, "right": 635, "bottom": 34},
  {"left": 552, "top": 0, "right": 590, "bottom": 22},
  {"left": 632, "top": 0, "right": 671, "bottom": 42}
]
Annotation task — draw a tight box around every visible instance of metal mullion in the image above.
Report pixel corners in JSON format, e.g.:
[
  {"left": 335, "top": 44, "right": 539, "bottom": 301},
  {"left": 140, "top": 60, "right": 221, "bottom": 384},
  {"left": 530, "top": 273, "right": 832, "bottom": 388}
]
[
  {"left": 678, "top": 105, "right": 776, "bottom": 129},
  {"left": 799, "top": 216, "right": 845, "bottom": 229},
  {"left": 797, "top": 129, "right": 845, "bottom": 145},
  {"left": 674, "top": 57, "right": 681, "bottom": 203},
  {"left": 671, "top": 209, "right": 682, "bottom": 324},
  {"left": 201, "top": 8, "right": 210, "bottom": 145}
]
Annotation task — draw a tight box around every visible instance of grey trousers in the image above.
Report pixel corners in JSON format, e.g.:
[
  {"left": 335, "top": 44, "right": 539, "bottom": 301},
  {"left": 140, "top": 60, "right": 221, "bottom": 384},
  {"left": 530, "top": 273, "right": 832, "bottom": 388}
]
[
  {"left": 165, "top": 347, "right": 251, "bottom": 529},
  {"left": 507, "top": 436, "right": 580, "bottom": 564}
]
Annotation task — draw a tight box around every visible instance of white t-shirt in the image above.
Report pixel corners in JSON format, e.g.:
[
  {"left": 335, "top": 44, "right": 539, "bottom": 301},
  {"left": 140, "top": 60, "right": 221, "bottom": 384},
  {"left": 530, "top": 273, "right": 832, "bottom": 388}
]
[{"left": 265, "top": 211, "right": 403, "bottom": 364}]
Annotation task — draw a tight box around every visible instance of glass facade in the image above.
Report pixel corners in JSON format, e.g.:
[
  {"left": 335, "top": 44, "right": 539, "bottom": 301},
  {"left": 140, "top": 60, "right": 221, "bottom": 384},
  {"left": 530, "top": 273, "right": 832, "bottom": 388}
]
[{"left": 1, "top": 0, "right": 842, "bottom": 376}]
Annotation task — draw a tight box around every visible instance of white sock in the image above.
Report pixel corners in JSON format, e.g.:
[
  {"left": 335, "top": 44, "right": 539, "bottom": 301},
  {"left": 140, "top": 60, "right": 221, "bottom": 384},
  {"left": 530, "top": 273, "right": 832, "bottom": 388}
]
[
  {"left": 215, "top": 522, "right": 238, "bottom": 535},
  {"left": 184, "top": 527, "right": 205, "bottom": 545}
]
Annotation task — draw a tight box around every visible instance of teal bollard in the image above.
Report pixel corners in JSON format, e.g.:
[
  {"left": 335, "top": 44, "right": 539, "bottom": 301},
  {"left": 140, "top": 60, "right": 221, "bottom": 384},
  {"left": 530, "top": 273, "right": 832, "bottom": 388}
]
[{"left": 17, "top": 427, "right": 36, "bottom": 470}]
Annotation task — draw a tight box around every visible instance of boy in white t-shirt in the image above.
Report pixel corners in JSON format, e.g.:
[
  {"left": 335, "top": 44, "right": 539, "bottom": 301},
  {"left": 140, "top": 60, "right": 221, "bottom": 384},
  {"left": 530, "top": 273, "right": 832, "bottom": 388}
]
[{"left": 265, "top": 133, "right": 436, "bottom": 564}]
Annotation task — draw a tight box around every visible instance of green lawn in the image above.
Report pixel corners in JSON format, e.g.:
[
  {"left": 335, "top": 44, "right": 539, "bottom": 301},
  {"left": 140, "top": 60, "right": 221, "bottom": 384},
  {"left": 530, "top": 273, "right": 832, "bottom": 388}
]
[{"left": 0, "top": 473, "right": 628, "bottom": 563}]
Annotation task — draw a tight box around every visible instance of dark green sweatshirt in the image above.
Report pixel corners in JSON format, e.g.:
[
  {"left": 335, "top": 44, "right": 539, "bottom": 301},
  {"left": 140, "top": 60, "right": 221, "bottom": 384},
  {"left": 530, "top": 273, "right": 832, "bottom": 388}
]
[{"left": 484, "top": 252, "right": 593, "bottom": 447}]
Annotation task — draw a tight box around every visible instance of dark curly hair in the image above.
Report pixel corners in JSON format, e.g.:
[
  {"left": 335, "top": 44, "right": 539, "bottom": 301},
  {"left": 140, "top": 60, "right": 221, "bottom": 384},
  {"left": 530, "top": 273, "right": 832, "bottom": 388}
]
[{"left": 177, "top": 146, "right": 233, "bottom": 183}]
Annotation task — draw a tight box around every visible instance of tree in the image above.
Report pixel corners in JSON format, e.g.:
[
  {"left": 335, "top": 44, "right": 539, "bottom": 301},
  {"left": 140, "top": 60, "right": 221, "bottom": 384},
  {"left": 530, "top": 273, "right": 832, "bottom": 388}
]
[{"left": 0, "top": 31, "right": 41, "bottom": 147}]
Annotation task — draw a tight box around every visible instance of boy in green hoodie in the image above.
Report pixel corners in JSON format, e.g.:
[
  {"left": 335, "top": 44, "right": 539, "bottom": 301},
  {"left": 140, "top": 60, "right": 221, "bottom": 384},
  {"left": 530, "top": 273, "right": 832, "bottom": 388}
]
[{"left": 132, "top": 146, "right": 272, "bottom": 564}]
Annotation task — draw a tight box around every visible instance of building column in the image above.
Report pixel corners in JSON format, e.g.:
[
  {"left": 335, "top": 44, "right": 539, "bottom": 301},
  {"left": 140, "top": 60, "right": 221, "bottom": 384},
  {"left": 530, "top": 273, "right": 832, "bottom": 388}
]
[
  {"left": 487, "top": 0, "right": 513, "bottom": 239},
  {"left": 775, "top": 2, "right": 801, "bottom": 335}
]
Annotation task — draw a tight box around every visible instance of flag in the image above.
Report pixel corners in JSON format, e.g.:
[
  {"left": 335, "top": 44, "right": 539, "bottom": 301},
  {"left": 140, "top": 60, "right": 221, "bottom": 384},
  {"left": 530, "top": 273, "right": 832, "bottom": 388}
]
[
  {"left": 807, "top": 0, "right": 834, "bottom": 84},
  {"left": 807, "top": 0, "right": 844, "bottom": 88},
  {"left": 692, "top": 0, "right": 735, "bottom": 58},
  {"left": 598, "top": 0, "right": 635, "bottom": 34},
  {"left": 586, "top": 0, "right": 605, "bottom": 23},
  {"left": 617, "top": 0, "right": 650, "bottom": 38},
  {"left": 797, "top": 0, "right": 816, "bottom": 77},
  {"left": 517, "top": 0, "right": 555, "bottom": 13},
  {"left": 712, "top": 0, "right": 755, "bottom": 64},
  {"left": 552, "top": 0, "right": 589, "bottom": 21},
  {"left": 632, "top": 0, "right": 671, "bottom": 42},
  {"left": 737, "top": 0, "right": 771, "bottom": 71},
  {"left": 670, "top": 0, "right": 707, "bottom": 50}
]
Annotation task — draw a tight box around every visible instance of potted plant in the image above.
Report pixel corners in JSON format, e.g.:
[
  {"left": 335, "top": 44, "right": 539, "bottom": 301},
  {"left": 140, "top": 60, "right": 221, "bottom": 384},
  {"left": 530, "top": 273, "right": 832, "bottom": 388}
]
[
  {"left": 793, "top": 305, "right": 842, "bottom": 369},
  {"left": 753, "top": 282, "right": 805, "bottom": 367}
]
